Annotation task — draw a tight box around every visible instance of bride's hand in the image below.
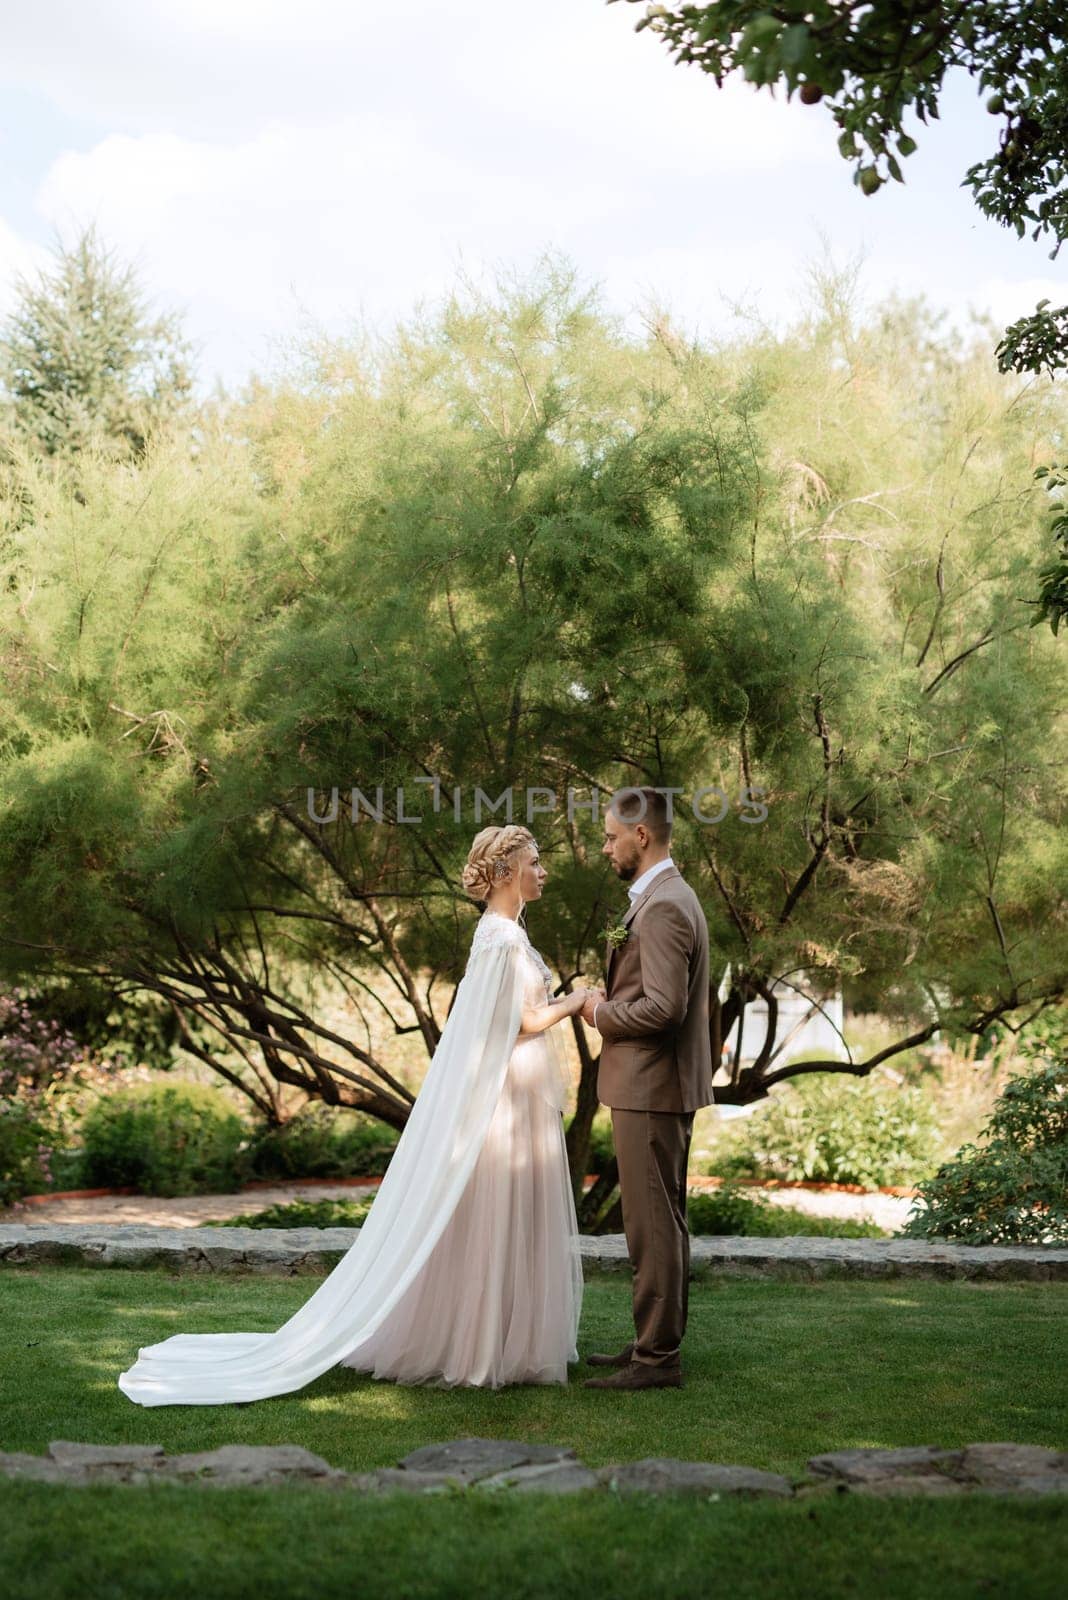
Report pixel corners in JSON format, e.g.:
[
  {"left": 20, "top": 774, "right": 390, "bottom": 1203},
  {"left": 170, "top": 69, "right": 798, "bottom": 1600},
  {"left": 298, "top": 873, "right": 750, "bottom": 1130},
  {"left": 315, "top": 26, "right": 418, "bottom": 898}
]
[{"left": 568, "top": 985, "right": 589, "bottom": 1015}]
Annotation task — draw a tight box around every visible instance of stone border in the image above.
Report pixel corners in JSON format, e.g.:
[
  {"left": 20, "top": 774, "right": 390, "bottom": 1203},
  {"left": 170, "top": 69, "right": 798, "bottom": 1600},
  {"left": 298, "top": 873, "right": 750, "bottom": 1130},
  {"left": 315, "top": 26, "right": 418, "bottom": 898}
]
[
  {"left": 0, "top": 1224, "right": 1066, "bottom": 1280},
  {"left": 1, "top": 1438, "right": 1064, "bottom": 1498}
]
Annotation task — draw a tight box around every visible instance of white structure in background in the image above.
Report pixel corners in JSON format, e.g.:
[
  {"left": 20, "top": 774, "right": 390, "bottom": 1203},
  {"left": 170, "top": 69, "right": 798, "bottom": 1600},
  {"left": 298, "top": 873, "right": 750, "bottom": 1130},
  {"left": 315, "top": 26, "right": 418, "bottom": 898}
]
[{"left": 714, "top": 965, "right": 846, "bottom": 1119}]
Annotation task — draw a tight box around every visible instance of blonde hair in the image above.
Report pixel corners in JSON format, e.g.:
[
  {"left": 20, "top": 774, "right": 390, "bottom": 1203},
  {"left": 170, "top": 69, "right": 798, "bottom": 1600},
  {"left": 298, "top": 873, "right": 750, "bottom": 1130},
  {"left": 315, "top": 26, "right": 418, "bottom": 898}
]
[{"left": 461, "top": 825, "right": 537, "bottom": 905}]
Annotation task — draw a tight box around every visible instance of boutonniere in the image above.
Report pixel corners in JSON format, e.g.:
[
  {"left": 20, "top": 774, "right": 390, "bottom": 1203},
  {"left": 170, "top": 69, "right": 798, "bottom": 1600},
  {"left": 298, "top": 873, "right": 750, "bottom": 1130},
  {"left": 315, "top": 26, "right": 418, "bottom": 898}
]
[{"left": 603, "top": 915, "right": 631, "bottom": 950}]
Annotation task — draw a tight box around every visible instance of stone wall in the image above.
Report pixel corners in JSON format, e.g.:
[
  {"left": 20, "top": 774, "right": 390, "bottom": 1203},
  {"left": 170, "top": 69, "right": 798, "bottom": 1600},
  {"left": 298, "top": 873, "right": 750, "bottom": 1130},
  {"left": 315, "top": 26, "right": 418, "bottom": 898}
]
[{"left": 2, "top": 1224, "right": 1066, "bottom": 1280}]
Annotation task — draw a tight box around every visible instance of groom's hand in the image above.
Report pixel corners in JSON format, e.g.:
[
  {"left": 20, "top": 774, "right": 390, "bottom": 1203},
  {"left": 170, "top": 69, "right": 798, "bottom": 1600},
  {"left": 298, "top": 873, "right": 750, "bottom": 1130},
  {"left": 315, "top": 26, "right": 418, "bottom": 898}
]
[{"left": 581, "top": 988, "right": 607, "bottom": 1028}]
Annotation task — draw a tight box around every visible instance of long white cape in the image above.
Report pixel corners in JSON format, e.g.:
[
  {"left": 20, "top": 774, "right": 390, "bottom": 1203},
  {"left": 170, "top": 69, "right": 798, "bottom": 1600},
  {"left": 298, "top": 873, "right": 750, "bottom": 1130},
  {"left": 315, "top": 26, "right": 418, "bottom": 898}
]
[{"left": 117, "top": 926, "right": 529, "bottom": 1406}]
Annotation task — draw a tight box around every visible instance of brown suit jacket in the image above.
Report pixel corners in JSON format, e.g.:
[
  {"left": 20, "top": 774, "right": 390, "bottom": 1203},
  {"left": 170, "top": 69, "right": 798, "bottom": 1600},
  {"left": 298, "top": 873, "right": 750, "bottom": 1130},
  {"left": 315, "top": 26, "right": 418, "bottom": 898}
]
[{"left": 595, "top": 865, "right": 714, "bottom": 1113}]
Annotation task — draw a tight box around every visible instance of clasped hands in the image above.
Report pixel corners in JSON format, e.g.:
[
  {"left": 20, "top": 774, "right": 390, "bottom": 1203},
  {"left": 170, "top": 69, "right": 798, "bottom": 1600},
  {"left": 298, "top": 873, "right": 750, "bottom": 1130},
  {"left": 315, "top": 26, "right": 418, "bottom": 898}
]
[{"left": 572, "top": 983, "right": 606, "bottom": 1029}]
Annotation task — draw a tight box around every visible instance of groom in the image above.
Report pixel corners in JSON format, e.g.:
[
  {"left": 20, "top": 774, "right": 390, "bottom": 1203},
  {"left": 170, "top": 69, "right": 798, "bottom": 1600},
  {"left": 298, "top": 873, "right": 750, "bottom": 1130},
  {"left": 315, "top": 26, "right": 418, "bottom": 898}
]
[{"left": 580, "top": 788, "right": 714, "bottom": 1390}]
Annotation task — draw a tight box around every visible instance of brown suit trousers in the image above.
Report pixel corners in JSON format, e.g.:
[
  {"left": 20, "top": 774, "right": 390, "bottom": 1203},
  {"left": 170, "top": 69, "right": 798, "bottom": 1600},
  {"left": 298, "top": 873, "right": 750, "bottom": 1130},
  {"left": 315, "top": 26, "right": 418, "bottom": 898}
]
[{"left": 611, "top": 1104, "right": 695, "bottom": 1368}]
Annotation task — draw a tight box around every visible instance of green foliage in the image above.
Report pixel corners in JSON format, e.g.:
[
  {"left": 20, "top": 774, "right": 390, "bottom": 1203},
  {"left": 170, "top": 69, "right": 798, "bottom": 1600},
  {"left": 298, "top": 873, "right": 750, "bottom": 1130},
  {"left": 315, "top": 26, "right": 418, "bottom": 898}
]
[
  {"left": 1030, "top": 462, "right": 1068, "bottom": 635},
  {"left": 204, "top": 1185, "right": 884, "bottom": 1237},
  {"left": 0, "top": 255, "right": 1065, "bottom": 1151},
  {"left": 904, "top": 1016, "right": 1068, "bottom": 1244},
  {"left": 708, "top": 1072, "right": 944, "bottom": 1189},
  {"left": 38, "top": 1145, "right": 86, "bottom": 1192},
  {"left": 612, "top": 2, "right": 1068, "bottom": 379},
  {"left": 0, "top": 981, "right": 99, "bottom": 1201},
  {"left": 247, "top": 1107, "right": 399, "bottom": 1181},
  {"left": 996, "top": 302, "right": 1068, "bottom": 379},
  {"left": 203, "top": 1196, "right": 375, "bottom": 1229},
  {"left": 686, "top": 1180, "right": 886, "bottom": 1237},
  {"left": 79, "top": 1082, "right": 250, "bottom": 1196},
  {"left": 0, "top": 1098, "right": 54, "bottom": 1205},
  {"left": 0, "top": 223, "right": 193, "bottom": 459}
]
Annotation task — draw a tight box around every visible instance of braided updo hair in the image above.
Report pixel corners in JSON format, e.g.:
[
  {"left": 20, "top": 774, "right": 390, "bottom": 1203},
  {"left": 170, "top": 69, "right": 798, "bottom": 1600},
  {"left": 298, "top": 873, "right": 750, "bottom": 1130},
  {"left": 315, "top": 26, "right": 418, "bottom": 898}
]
[{"left": 461, "top": 824, "right": 537, "bottom": 906}]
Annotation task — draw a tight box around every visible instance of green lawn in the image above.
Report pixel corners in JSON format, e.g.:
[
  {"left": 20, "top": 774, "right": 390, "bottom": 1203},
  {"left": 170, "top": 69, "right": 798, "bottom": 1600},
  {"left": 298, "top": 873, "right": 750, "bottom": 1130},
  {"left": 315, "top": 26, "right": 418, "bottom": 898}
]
[
  {"left": 0, "top": 1269, "right": 1065, "bottom": 1599},
  {"left": 1, "top": 1482, "right": 1064, "bottom": 1600}
]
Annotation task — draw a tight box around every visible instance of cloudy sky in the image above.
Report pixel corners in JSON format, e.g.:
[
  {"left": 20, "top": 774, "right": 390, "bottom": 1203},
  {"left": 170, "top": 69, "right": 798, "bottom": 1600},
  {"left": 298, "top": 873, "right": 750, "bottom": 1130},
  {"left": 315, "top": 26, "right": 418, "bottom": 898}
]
[{"left": 0, "top": 0, "right": 1061, "bottom": 397}]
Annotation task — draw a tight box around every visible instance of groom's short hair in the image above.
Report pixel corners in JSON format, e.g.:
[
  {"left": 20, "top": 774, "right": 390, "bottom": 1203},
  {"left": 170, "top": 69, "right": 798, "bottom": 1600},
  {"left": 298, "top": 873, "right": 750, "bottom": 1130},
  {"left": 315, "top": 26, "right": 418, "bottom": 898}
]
[{"left": 610, "top": 787, "right": 672, "bottom": 844}]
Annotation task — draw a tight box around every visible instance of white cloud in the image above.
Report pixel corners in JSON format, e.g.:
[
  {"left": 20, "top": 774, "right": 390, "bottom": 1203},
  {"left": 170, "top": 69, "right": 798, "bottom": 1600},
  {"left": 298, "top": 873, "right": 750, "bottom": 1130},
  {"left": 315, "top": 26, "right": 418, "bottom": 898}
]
[
  {"left": 0, "top": 3, "right": 1035, "bottom": 218},
  {"left": 1, "top": 0, "right": 825, "bottom": 167},
  {"left": 31, "top": 113, "right": 638, "bottom": 383},
  {"left": 19, "top": 0, "right": 826, "bottom": 393},
  {"left": 971, "top": 275, "right": 1066, "bottom": 325},
  {"left": 0, "top": 1, "right": 1061, "bottom": 394}
]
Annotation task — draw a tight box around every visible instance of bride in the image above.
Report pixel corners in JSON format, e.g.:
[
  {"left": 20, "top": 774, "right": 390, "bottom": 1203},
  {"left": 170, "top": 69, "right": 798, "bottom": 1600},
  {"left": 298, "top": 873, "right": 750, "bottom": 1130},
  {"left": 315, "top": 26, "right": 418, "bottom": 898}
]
[{"left": 117, "top": 824, "right": 587, "bottom": 1405}]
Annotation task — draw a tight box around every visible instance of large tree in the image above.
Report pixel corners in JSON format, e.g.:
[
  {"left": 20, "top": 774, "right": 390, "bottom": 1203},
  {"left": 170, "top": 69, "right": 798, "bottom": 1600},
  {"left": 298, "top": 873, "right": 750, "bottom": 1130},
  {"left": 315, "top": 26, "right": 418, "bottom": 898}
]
[
  {"left": 0, "top": 223, "right": 194, "bottom": 461},
  {"left": 1, "top": 256, "right": 1064, "bottom": 1227}
]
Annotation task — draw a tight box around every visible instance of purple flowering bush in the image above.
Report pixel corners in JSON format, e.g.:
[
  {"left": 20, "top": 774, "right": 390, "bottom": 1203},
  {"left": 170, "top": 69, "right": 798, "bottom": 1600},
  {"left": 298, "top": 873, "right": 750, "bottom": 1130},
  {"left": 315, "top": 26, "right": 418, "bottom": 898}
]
[{"left": 0, "top": 985, "right": 106, "bottom": 1204}]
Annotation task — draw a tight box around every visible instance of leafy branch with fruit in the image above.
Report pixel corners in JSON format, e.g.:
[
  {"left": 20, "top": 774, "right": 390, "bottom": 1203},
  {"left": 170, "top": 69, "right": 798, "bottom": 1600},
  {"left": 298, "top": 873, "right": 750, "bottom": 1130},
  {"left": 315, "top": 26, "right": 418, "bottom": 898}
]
[{"left": 609, "top": 2, "right": 1068, "bottom": 377}]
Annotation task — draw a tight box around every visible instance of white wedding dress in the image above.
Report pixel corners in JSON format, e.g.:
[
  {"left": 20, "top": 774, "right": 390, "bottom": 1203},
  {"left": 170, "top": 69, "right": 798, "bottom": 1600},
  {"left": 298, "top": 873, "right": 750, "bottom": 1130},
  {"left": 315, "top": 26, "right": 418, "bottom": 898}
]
[{"left": 117, "top": 910, "right": 583, "bottom": 1405}]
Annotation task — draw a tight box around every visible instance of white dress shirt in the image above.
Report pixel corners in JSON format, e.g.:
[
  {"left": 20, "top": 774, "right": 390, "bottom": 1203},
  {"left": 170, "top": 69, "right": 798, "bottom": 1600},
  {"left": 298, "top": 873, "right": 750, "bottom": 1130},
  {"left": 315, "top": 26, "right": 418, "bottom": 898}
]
[
  {"left": 625, "top": 856, "right": 675, "bottom": 902},
  {"left": 593, "top": 857, "right": 674, "bottom": 1031}
]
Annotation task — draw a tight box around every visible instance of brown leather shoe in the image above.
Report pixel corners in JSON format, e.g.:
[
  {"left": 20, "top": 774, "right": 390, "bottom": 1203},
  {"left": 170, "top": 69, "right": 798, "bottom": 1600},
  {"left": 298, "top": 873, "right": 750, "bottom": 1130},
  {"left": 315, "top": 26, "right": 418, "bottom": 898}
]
[
  {"left": 583, "top": 1361, "right": 683, "bottom": 1391},
  {"left": 584, "top": 1344, "right": 636, "bottom": 1368}
]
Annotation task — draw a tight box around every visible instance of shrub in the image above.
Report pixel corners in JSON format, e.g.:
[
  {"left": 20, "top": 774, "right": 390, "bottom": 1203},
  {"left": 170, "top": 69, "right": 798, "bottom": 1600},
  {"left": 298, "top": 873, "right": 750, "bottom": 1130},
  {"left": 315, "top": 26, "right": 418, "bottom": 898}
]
[
  {"left": 203, "top": 1197, "right": 374, "bottom": 1229},
  {"left": 705, "top": 1070, "right": 943, "bottom": 1189},
  {"left": 44, "top": 1146, "right": 88, "bottom": 1191},
  {"left": 203, "top": 1186, "right": 884, "bottom": 1238},
  {"left": 685, "top": 1182, "right": 886, "bottom": 1238},
  {"left": 0, "top": 982, "right": 97, "bottom": 1202},
  {"left": 903, "top": 1020, "right": 1068, "bottom": 1244},
  {"left": 79, "top": 1081, "right": 250, "bottom": 1196},
  {"left": 0, "top": 1098, "right": 56, "bottom": 1205},
  {"left": 247, "top": 1105, "right": 399, "bottom": 1180},
  {"left": 687, "top": 1181, "right": 770, "bottom": 1235}
]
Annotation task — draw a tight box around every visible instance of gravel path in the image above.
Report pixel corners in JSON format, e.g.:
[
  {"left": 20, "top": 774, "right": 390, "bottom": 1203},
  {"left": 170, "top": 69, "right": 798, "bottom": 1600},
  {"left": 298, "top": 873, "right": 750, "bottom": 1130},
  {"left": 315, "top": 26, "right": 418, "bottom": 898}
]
[
  {"left": 0, "top": 1183, "right": 379, "bottom": 1229},
  {"left": 740, "top": 1185, "right": 916, "bottom": 1232},
  {"left": 1, "top": 1179, "right": 916, "bottom": 1233}
]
